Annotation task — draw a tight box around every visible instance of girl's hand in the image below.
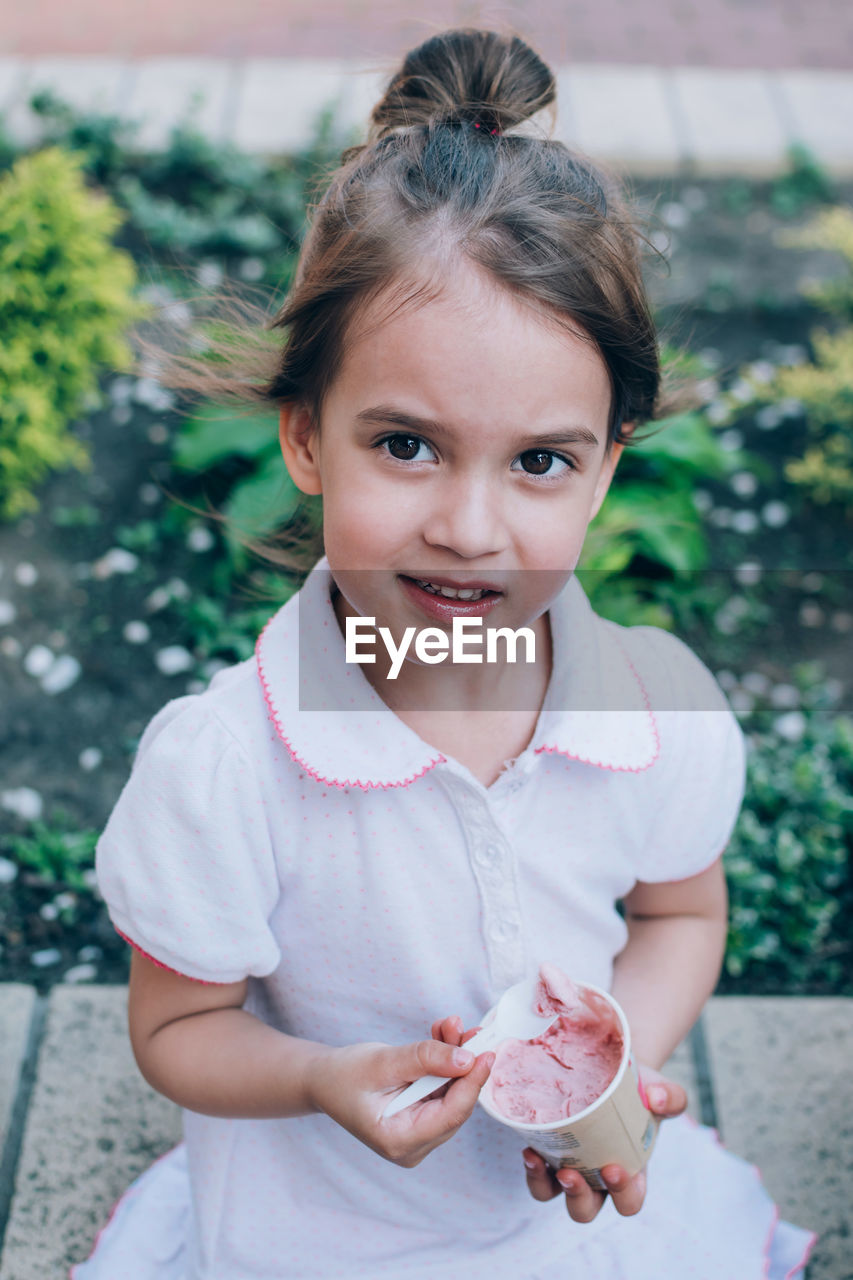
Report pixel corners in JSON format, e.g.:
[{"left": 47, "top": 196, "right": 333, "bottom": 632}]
[
  {"left": 309, "top": 1018, "right": 494, "bottom": 1168},
  {"left": 522, "top": 1063, "right": 687, "bottom": 1223}
]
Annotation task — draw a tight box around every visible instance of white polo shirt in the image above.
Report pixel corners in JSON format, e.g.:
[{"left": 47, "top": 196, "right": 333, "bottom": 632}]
[{"left": 87, "top": 560, "right": 788, "bottom": 1280}]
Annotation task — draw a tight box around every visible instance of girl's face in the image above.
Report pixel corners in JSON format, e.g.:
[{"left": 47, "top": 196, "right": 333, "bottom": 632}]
[{"left": 280, "top": 261, "right": 622, "bottom": 643}]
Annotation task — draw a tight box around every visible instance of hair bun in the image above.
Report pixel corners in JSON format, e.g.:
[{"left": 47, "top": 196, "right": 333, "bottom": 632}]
[{"left": 371, "top": 29, "right": 555, "bottom": 137}]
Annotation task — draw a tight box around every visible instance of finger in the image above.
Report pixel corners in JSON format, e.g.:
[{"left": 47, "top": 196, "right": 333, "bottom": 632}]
[
  {"left": 602, "top": 1165, "right": 646, "bottom": 1217},
  {"left": 430, "top": 1015, "right": 464, "bottom": 1045},
  {"left": 556, "top": 1169, "right": 606, "bottom": 1223},
  {"left": 645, "top": 1079, "right": 687, "bottom": 1118},
  {"left": 431, "top": 1051, "right": 494, "bottom": 1128},
  {"left": 383, "top": 1038, "right": 477, "bottom": 1091},
  {"left": 522, "top": 1149, "right": 563, "bottom": 1202}
]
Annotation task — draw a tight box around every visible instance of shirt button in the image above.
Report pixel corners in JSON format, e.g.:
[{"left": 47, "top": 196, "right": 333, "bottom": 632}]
[
  {"left": 489, "top": 918, "right": 519, "bottom": 942},
  {"left": 476, "top": 844, "right": 502, "bottom": 867}
]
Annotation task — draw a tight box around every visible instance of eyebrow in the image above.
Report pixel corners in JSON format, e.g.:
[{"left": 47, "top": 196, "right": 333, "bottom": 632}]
[{"left": 354, "top": 405, "right": 601, "bottom": 449}]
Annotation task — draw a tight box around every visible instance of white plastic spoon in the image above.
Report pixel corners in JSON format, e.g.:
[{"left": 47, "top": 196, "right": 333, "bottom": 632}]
[{"left": 382, "top": 975, "right": 559, "bottom": 1119}]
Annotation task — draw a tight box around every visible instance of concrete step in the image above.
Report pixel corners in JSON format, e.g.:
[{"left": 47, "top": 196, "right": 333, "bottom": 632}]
[
  {"left": 0, "top": 56, "right": 852, "bottom": 175},
  {"left": 0, "top": 988, "right": 848, "bottom": 1278}
]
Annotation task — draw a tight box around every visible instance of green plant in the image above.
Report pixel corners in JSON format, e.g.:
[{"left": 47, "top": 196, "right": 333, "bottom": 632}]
[
  {"left": 723, "top": 668, "right": 853, "bottom": 990},
  {"left": 5, "top": 816, "right": 98, "bottom": 892},
  {"left": 721, "top": 205, "right": 853, "bottom": 515},
  {"left": 27, "top": 93, "right": 344, "bottom": 284},
  {"left": 769, "top": 143, "right": 836, "bottom": 220},
  {"left": 0, "top": 146, "right": 141, "bottom": 518},
  {"left": 173, "top": 402, "right": 304, "bottom": 573},
  {"left": 578, "top": 403, "right": 744, "bottom": 627}
]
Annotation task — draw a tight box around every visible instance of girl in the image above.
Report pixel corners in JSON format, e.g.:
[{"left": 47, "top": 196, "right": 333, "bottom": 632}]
[{"left": 76, "top": 28, "right": 815, "bottom": 1280}]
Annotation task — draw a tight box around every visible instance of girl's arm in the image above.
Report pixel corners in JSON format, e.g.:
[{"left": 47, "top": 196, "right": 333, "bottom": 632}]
[
  {"left": 610, "top": 854, "right": 729, "bottom": 1070},
  {"left": 127, "top": 949, "right": 493, "bottom": 1167}
]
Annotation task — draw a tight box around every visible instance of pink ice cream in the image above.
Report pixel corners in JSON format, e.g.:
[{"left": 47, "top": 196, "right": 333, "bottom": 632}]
[{"left": 489, "top": 964, "right": 624, "bottom": 1125}]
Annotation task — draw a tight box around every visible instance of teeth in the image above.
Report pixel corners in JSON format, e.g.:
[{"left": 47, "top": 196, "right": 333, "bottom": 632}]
[{"left": 414, "top": 579, "right": 488, "bottom": 601}]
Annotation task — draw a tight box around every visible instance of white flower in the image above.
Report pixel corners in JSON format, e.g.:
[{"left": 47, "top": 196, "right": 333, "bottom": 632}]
[
  {"left": 93, "top": 548, "right": 140, "bottom": 579},
  {"left": 187, "top": 525, "right": 215, "bottom": 553},
  {"left": 798, "top": 603, "right": 824, "bottom": 629},
  {"left": 770, "top": 684, "right": 799, "bottom": 709},
  {"left": 741, "top": 671, "right": 770, "bottom": 696},
  {"left": 731, "top": 510, "right": 759, "bottom": 535},
  {"left": 23, "top": 645, "right": 55, "bottom": 678},
  {"left": 729, "top": 378, "right": 755, "bottom": 404},
  {"left": 0, "top": 857, "right": 18, "bottom": 885},
  {"left": 774, "top": 711, "right": 806, "bottom": 742},
  {"left": 79, "top": 747, "right": 103, "bottom": 772},
  {"left": 734, "top": 562, "right": 762, "bottom": 586},
  {"left": 14, "top": 562, "right": 38, "bottom": 587},
  {"left": 63, "top": 963, "right": 98, "bottom": 984},
  {"left": 730, "top": 471, "right": 758, "bottom": 498},
  {"left": 755, "top": 405, "right": 782, "bottom": 431},
  {"left": 761, "top": 501, "right": 790, "bottom": 528},
  {"left": 155, "top": 645, "right": 194, "bottom": 676},
  {"left": 661, "top": 201, "right": 688, "bottom": 229},
  {"left": 123, "top": 620, "right": 151, "bottom": 645},
  {"left": 41, "top": 654, "right": 82, "bottom": 695}
]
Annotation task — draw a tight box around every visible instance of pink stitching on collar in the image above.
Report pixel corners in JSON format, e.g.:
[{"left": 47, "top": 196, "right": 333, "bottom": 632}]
[
  {"left": 534, "top": 632, "right": 661, "bottom": 773},
  {"left": 255, "top": 613, "right": 445, "bottom": 791}
]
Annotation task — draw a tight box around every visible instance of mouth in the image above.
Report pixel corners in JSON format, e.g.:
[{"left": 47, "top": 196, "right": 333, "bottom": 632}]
[
  {"left": 410, "top": 578, "right": 497, "bottom": 602},
  {"left": 397, "top": 574, "right": 505, "bottom": 621}
]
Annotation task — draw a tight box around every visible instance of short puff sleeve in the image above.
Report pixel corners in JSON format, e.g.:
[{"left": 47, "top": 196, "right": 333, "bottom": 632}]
[
  {"left": 96, "top": 698, "right": 281, "bottom": 984},
  {"left": 628, "top": 628, "right": 747, "bottom": 884}
]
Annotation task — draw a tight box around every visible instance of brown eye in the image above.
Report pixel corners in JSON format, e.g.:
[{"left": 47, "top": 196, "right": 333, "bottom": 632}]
[
  {"left": 384, "top": 435, "right": 427, "bottom": 461},
  {"left": 518, "top": 449, "right": 561, "bottom": 475}
]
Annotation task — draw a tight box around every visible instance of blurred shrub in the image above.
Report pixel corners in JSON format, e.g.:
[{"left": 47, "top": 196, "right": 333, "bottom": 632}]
[
  {"left": 5, "top": 817, "right": 97, "bottom": 892},
  {"left": 173, "top": 402, "right": 303, "bottom": 573},
  {"left": 717, "top": 204, "right": 853, "bottom": 516},
  {"left": 0, "top": 147, "right": 139, "bottom": 518},
  {"left": 723, "top": 668, "right": 852, "bottom": 991},
  {"left": 25, "top": 92, "right": 342, "bottom": 286},
  {"left": 579, "top": 363, "right": 743, "bottom": 627}
]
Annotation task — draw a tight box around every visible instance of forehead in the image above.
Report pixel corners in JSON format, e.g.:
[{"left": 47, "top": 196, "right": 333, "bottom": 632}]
[{"left": 326, "top": 262, "right": 613, "bottom": 434}]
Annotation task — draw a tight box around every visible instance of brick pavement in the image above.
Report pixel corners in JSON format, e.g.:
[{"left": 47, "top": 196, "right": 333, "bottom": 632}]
[{"left": 2, "top": 0, "right": 852, "bottom": 70}]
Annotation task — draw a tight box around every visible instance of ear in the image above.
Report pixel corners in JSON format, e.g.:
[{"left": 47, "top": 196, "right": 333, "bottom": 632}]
[
  {"left": 279, "top": 404, "right": 323, "bottom": 496},
  {"left": 589, "top": 438, "right": 625, "bottom": 520}
]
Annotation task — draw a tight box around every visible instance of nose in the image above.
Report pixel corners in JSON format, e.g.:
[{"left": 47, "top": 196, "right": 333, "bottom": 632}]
[{"left": 421, "top": 472, "right": 506, "bottom": 560}]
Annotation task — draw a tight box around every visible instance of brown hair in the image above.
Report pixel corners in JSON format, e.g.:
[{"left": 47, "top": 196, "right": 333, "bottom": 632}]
[
  {"left": 263, "top": 29, "right": 661, "bottom": 444},
  {"left": 164, "top": 29, "right": 682, "bottom": 570}
]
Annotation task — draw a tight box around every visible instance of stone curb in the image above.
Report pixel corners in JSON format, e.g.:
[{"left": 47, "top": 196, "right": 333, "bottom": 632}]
[
  {"left": 0, "top": 56, "right": 852, "bottom": 174},
  {"left": 0, "top": 989, "right": 849, "bottom": 1277}
]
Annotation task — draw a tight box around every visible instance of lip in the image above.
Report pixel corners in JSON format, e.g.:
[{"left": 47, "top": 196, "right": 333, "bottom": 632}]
[
  {"left": 398, "top": 574, "right": 505, "bottom": 623},
  {"left": 403, "top": 573, "right": 506, "bottom": 593}
]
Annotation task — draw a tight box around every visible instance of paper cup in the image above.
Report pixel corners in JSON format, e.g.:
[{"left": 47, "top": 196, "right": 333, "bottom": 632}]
[{"left": 478, "top": 981, "right": 659, "bottom": 1191}]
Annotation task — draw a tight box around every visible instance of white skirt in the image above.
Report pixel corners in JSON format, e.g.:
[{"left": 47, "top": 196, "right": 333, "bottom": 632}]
[{"left": 70, "top": 1115, "right": 817, "bottom": 1280}]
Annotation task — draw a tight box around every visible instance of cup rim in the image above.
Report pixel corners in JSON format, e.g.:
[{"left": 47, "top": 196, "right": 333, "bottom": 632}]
[{"left": 478, "top": 979, "right": 632, "bottom": 1132}]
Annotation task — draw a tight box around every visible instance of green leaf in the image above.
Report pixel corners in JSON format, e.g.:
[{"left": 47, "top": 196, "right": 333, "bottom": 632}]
[
  {"left": 223, "top": 454, "right": 301, "bottom": 548},
  {"left": 173, "top": 405, "right": 280, "bottom": 471}
]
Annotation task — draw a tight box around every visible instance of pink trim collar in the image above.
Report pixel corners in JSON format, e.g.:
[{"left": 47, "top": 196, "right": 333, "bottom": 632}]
[{"left": 255, "top": 562, "right": 660, "bottom": 789}]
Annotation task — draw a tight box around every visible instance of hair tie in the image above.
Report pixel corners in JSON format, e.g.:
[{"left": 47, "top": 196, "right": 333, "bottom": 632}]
[{"left": 473, "top": 121, "right": 501, "bottom": 136}]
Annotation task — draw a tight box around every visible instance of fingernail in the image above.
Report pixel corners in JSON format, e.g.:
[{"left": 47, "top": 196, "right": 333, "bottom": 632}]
[
  {"left": 523, "top": 1155, "right": 537, "bottom": 1171},
  {"left": 558, "top": 1173, "right": 580, "bottom": 1194},
  {"left": 649, "top": 1085, "right": 667, "bottom": 1110},
  {"left": 453, "top": 1048, "right": 474, "bottom": 1067}
]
